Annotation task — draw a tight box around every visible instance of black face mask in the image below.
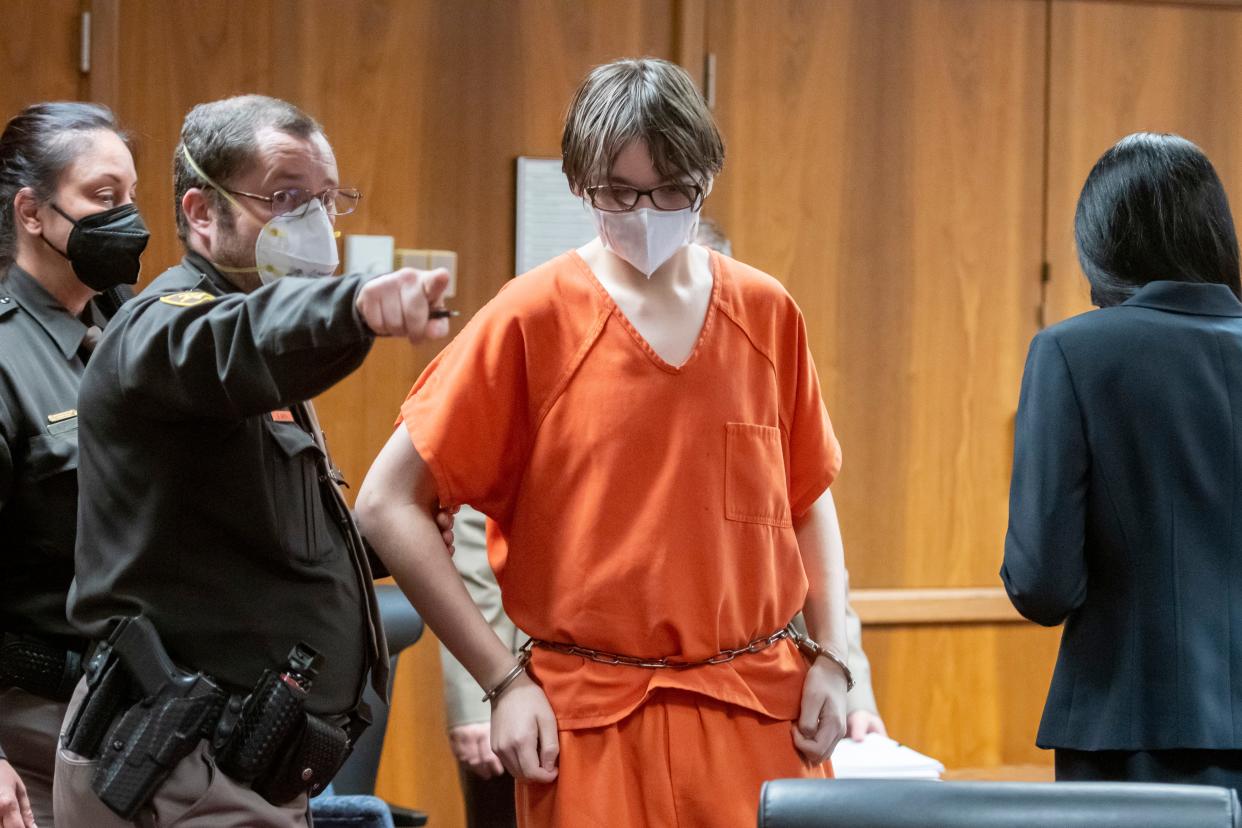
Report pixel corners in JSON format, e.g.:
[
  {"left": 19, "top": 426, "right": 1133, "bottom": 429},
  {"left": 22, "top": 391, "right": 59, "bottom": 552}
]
[{"left": 43, "top": 202, "right": 150, "bottom": 291}]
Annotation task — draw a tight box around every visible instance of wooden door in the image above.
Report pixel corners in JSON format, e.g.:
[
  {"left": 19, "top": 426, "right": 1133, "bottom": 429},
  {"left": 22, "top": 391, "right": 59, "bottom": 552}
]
[
  {"left": 1047, "top": 0, "right": 1242, "bottom": 323},
  {"left": 0, "top": 0, "right": 82, "bottom": 119}
]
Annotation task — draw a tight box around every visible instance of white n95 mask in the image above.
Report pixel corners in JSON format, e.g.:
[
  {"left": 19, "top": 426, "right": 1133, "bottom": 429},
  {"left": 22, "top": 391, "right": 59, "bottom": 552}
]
[
  {"left": 593, "top": 207, "right": 700, "bottom": 278},
  {"left": 253, "top": 198, "right": 339, "bottom": 283}
]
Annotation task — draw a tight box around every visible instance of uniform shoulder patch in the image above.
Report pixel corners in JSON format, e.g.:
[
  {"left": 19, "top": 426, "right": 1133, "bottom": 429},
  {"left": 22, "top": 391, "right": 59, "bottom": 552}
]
[{"left": 159, "top": 290, "right": 216, "bottom": 308}]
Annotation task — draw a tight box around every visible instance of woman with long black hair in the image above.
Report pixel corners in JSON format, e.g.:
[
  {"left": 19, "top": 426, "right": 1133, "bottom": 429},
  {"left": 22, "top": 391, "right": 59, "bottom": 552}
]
[{"left": 1004, "top": 132, "right": 1242, "bottom": 792}]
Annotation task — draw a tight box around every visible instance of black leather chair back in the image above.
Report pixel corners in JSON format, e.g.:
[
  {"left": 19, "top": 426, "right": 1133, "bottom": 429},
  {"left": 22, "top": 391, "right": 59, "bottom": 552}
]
[{"left": 758, "top": 779, "right": 1242, "bottom": 828}]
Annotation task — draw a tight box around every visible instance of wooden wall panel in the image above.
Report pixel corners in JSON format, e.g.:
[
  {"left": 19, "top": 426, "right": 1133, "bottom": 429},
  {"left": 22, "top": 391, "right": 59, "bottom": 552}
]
[
  {"left": 86, "top": 0, "right": 281, "bottom": 277},
  {"left": 0, "top": 0, "right": 82, "bottom": 115},
  {"left": 1047, "top": 0, "right": 1242, "bottom": 323},
  {"left": 865, "top": 622, "right": 1062, "bottom": 768},
  {"left": 704, "top": 0, "right": 1045, "bottom": 589},
  {"left": 703, "top": 0, "right": 1054, "bottom": 772}
]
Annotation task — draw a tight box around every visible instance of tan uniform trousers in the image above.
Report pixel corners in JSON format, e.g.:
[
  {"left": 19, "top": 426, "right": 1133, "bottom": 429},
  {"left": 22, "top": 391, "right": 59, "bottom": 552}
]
[
  {"left": 0, "top": 685, "right": 66, "bottom": 827},
  {"left": 53, "top": 678, "right": 309, "bottom": 828}
]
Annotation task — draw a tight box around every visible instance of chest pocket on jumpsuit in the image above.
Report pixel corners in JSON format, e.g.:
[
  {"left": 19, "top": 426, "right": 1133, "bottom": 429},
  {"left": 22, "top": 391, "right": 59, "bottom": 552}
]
[
  {"left": 723, "top": 422, "right": 793, "bottom": 528},
  {"left": 263, "top": 419, "right": 337, "bottom": 564}
]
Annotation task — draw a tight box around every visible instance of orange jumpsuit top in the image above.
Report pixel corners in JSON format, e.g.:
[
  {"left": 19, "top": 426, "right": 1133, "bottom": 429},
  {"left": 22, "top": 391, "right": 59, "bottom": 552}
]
[{"left": 401, "top": 250, "right": 841, "bottom": 731}]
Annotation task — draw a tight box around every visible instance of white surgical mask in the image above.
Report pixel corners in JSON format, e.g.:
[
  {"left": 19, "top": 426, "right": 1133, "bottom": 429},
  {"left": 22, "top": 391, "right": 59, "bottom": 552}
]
[
  {"left": 181, "top": 146, "right": 339, "bottom": 283},
  {"left": 593, "top": 207, "right": 700, "bottom": 278}
]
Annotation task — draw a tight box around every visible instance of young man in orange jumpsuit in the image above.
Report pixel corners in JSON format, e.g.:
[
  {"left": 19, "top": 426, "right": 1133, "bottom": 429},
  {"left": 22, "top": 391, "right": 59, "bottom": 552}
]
[{"left": 358, "top": 58, "right": 851, "bottom": 827}]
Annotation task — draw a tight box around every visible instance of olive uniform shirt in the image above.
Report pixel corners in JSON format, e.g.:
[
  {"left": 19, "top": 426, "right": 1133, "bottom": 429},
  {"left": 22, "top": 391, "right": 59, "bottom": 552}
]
[
  {"left": 0, "top": 265, "right": 93, "bottom": 645},
  {"left": 0, "top": 266, "right": 98, "bottom": 761},
  {"left": 68, "top": 252, "right": 386, "bottom": 714}
]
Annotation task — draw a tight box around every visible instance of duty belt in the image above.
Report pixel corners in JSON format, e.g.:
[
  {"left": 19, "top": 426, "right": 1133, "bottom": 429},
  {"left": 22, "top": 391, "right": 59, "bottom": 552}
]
[{"left": 62, "top": 617, "right": 366, "bottom": 818}]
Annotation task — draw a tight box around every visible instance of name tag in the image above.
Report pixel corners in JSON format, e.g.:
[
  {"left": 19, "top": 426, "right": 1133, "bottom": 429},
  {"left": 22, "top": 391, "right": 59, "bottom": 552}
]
[
  {"left": 270, "top": 409, "right": 295, "bottom": 423},
  {"left": 47, "top": 410, "right": 78, "bottom": 435}
]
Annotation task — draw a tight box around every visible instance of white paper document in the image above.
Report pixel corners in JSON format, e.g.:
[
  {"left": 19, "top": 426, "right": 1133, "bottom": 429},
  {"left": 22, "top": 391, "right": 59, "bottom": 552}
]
[
  {"left": 514, "top": 157, "right": 597, "bottom": 276},
  {"left": 829, "top": 733, "right": 945, "bottom": 779}
]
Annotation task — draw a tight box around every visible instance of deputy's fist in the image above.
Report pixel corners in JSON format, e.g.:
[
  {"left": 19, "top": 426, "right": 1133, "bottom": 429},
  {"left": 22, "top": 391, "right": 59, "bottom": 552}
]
[{"left": 355, "top": 267, "right": 452, "bottom": 344}]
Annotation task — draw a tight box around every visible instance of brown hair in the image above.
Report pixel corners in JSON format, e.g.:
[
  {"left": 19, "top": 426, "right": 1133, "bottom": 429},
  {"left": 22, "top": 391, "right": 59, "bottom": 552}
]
[{"left": 561, "top": 58, "right": 724, "bottom": 192}]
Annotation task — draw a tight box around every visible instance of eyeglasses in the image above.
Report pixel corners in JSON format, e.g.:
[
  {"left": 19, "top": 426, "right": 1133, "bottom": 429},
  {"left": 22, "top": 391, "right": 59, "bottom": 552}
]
[
  {"left": 221, "top": 186, "right": 362, "bottom": 217},
  {"left": 584, "top": 182, "right": 704, "bottom": 213}
]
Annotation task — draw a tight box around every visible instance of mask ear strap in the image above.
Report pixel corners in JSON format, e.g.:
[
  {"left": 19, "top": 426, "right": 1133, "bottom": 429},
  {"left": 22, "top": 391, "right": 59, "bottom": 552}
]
[
  {"left": 39, "top": 232, "right": 71, "bottom": 262},
  {"left": 181, "top": 146, "right": 246, "bottom": 213},
  {"left": 49, "top": 202, "right": 81, "bottom": 227},
  {"left": 39, "top": 202, "right": 74, "bottom": 261},
  {"left": 181, "top": 146, "right": 258, "bottom": 275},
  {"left": 213, "top": 262, "right": 259, "bottom": 274}
]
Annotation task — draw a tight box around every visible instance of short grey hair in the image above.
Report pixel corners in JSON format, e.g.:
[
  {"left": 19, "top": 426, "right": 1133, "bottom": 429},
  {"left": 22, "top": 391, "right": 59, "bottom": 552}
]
[
  {"left": 561, "top": 58, "right": 724, "bottom": 192},
  {"left": 173, "top": 94, "right": 323, "bottom": 243}
]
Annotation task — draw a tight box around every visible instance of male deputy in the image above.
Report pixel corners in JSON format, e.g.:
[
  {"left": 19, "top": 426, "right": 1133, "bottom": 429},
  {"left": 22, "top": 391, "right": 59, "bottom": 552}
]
[{"left": 53, "top": 95, "right": 451, "bottom": 827}]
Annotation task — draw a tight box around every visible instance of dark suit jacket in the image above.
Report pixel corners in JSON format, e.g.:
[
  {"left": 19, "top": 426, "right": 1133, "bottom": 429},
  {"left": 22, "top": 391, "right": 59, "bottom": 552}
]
[{"left": 1003, "top": 280, "right": 1242, "bottom": 751}]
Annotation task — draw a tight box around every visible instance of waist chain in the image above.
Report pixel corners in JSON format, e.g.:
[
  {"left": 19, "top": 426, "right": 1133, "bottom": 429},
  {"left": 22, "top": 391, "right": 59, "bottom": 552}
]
[
  {"left": 527, "top": 622, "right": 801, "bottom": 669},
  {"left": 524, "top": 621, "right": 854, "bottom": 691},
  {"left": 485, "top": 621, "right": 855, "bottom": 703}
]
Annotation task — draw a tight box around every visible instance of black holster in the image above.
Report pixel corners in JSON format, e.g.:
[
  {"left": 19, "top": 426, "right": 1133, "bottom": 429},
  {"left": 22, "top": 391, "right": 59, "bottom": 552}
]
[
  {"left": 91, "top": 686, "right": 225, "bottom": 819},
  {"left": 61, "top": 617, "right": 227, "bottom": 820},
  {"left": 0, "top": 633, "right": 84, "bottom": 701},
  {"left": 62, "top": 651, "right": 131, "bottom": 758}
]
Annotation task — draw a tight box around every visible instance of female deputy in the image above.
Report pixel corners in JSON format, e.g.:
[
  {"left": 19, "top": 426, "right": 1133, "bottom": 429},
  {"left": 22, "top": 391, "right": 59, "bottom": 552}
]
[
  {"left": 1003, "top": 132, "right": 1242, "bottom": 791},
  {"left": 0, "top": 102, "right": 148, "bottom": 828}
]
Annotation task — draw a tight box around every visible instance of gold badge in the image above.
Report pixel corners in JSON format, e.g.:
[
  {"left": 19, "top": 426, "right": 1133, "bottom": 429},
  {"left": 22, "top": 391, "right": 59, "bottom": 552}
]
[
  {"left": 159, "top": 290, "right": 215, "bottom": 307},
  {"left": 47, "top": 409, "right": 77, "bottom": 423}
]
